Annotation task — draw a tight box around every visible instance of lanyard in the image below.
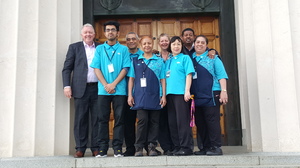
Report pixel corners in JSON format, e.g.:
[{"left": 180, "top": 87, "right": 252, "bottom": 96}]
[
  {"left": 167, "top": 56, "right": 174, "bottom": 70},
  {"left": 104, "top": 47, "right": 118, "bottom": 63}
]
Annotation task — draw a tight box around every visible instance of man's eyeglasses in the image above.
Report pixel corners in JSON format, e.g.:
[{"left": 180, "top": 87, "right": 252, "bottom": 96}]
[
  {"left": 105, "top": 28, "right": 117, "bottom": 32},
  {"left": 126, "top": 38, "right": 137, "bottom": 41}
]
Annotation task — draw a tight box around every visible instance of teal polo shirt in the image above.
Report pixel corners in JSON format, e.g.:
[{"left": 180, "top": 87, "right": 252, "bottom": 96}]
[
  {"left": 165, "top": 53, "right": 195, "bottom": 95},
  {"left": 90, "top": 41, "right": 130, "bottom": 95},
  {"left": 212, "top": 57, "right": 228, "bottom": 91},
  {"left": 129, "top": 48, "right": 144, "bottom": 59}
]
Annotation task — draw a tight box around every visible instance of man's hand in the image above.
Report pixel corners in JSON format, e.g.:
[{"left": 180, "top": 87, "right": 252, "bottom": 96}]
[
  {"left": 64, "top": 87, "right": 72, "bottom": 99},
  {"left": 105, "top": 83, "right": 116, "bottom": 94},
  {"left": 152, "top": 49, "right": 159, "bottom": 54},
  {"left": 208, "top": 50, "right": 216, "bottom": 59}
]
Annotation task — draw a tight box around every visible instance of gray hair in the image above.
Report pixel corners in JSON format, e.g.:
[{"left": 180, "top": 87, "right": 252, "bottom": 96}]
[
  {"left": 126, "top": 32, "right": 139, "bottom": 40},
  {"left": 81, "top": 23, "right": 95, "bottom": 34}
]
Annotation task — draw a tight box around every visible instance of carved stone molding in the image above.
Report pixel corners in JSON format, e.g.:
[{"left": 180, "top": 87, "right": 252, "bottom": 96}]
[
  {"left": 99, "top": 0, "right": 122, "bottom": 11},
  {"left": 190, "top": 0, "right": 213, "bottom": 10}
]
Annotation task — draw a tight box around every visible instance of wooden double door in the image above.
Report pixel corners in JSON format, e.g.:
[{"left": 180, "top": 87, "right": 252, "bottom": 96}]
[
  {"left": 95, "top": 16, "right": 220, "bottom": 52},
  {"left": 94, "top": 15, "right": 225, "bottom": 141}
]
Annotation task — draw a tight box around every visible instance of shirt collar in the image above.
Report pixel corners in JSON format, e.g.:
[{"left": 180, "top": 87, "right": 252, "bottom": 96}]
[
  {"left": 193, "top": 50, "right": 208, "bottom": 58},
  {"left": 83, "top": 41, "right": 95, "bottom": 48},
  {"left": 157, "top": 52, "right": 172, "bottom": 57},
  {"left": 130, "top": 48, "right": 143, "bottom": 55},
  {"left": 104, "top": 41, "right": 120, "bottom": 50},
  {"left": 171, "top": 53, "right": 184, "bottom": 58},
  {"left": 138, "top": 53, "right": 158, "bottom": 60}
]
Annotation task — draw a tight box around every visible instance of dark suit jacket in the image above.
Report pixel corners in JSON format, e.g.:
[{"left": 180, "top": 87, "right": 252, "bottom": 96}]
[{"left": 62, "top": 41, "right": 100, "bottom": 98}]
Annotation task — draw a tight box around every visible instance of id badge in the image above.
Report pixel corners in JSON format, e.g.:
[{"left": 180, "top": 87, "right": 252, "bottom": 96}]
[
  {"left": 193, "top": 72, "right": 197, "bottom": 79},
  {"left": 140, "top": 78, "right": 147, "bottom": 87},
  {"left": 108, "top": 63, "right": 114, "bottom": 73},
  {"left": 166, "top": 70, "right": 171, "bottom": 78}
]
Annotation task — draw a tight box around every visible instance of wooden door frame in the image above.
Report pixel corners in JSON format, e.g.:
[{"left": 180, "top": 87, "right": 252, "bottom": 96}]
[{"left": 83, "top": 0, "right": 242, "bottom": 146}]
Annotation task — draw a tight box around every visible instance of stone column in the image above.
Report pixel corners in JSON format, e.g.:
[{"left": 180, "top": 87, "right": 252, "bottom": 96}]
[
  {"left": 0, "top": 0, "right": 82, "bottom": 157},
  {"left": 235, "top": 0, "right": 300, "bottom": 152},
  {"left": 289, "top": 0, "right": 300, "bottom": 127},
  {"left": 0, "top": 0, "right": 19, "bottom": 158}
]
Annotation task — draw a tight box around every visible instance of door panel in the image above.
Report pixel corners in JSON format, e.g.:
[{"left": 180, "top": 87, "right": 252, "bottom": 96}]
[{"left": 94, "top": 16, "right": 224, "bottom": 143}]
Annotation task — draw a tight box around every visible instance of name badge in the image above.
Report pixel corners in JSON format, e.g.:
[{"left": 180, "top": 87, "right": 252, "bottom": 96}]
[
  {"left": 193, "top": 72, "right": 197, "bottom": 79},
  {"left": 140, "top": 78, "right": 147, "bottom": 87},
  {"left": 108, "top": 63, "right": 114, "bottom": 73},
  {"left": 166, "top": 70, "right": 171, "bottom": 78}
]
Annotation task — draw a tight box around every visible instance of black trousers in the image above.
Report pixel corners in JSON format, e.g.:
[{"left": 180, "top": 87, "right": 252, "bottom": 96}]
[
  {"left": 158, "top": 106, "right": 174, "bottom": 152},
  {"left": 135, "top": 109, "right": 160, "bottom": 148},
  {"left": 167, "top": 94, "right": 193, "bottom": 149},
  {"left": 74, "top": 84, "right": 99, "bottom": 153},
  {"left": 97, "top": 95, "right": 126, "bottom": 151},
  {"left": 195, "top": 91, "right": 222, "bottom": 150},
  {"left": 124, "top": 104, "right": 137, "bottom": 153}
]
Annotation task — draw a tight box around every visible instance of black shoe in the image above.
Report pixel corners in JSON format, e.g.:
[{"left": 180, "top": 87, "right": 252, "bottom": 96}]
[
  {"left": 163, "top": 150, "right": 172, "bottom": 155},
  {"left": 123, "top": 150, "right": 135, "bottom": 157},
  {"left": 194, "top": 149, "right": 208, "bottom": 155},
  {"left": 174, "top": 148, "right": 193, "bottom": 156},
  {"left": 168, "top": 148, "right": 180, "bottom": 156},
  {"left": 206, "top": 147, "right": 223, "bottom": 156}
]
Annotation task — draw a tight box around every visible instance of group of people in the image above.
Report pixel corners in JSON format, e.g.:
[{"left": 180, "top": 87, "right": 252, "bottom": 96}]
[{"left": 62, "top": 21, "right": 228, "bottom": 158}]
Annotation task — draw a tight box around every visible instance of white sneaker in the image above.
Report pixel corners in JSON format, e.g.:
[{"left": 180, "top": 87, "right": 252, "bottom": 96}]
[{"left": 95, "top": 150, "right": 107, "bottom": 158}]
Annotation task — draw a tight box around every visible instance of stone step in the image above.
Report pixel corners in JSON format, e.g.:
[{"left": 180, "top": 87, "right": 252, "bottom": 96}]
[{"left": 1, "top": 147, "right": 300, "bottom": 168}]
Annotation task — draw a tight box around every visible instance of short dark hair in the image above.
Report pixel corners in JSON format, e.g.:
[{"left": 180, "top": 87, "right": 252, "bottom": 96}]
[
  {"left": 181, "top": 28, "right": 195, "bottom": 36},
  {"left": 194, "top": 35, "right": 209, "bottom": 45},
  {"left": 103, "top": 21, "right": 120, "bottom": 32},
  {"left": 167, "top": 36, "right": 184, "bottom": 53}
]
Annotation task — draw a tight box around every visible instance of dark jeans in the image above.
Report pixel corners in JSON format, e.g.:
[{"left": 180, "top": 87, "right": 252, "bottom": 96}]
[
  {"left": 195, "top": 91, "right": 222, "bottom": 150},
  {"left": 135, "top": 109, "right": 160, "bottom": 148},
  {"left": 74, "top": 84, "right": 99, "bottom": 153},
  {"left": 97, "top": 95, "right": 126, "bottom": 151}
]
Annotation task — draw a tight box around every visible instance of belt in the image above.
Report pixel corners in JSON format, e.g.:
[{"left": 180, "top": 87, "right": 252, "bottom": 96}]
[{"left": 87, "top": 82, "right": 98, "bottom": 86}]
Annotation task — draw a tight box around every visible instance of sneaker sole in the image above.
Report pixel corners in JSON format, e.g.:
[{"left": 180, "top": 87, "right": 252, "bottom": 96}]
[
  {"left": 206, "top": 153, "right": 223, "bottom": 156},
  {"left": 95, "top": 155, "right": 107, "bottom": 158},
  {"left": 114, "top": 154, "right": 123, "bottom": 157}
]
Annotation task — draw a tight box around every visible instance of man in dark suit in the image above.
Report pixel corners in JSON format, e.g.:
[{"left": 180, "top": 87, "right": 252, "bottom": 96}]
[{"left": 62, "top": 23, "right": 100, "bottom": 158}]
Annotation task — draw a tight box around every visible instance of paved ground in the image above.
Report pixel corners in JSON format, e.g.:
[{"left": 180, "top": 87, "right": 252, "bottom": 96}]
[{"left": 1, "top": 146, "right": 300, "bottom": 168}]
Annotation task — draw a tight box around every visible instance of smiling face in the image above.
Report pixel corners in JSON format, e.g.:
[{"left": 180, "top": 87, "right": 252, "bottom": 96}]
[
  {"left": 140, "top": 36, "right": 153, "bottom": 54},
  {"left": 194, "top": 36, "right": 208, "bottom": 55},
  {"left": 81, "top": 26, "right": 95, "bottom": 45},
  {"left": 126, "top": 33, "right": 138, "bottom": 50},
  {"left": 182, "top": 30, "right": 195, "bottom": 47},
  {"left": 104, "top": 25, "right": 119, "bottom": 41},
  {"left": 159, "top": 35, "right": 170, "bottom": 51},
  {"left": 170, "top": 39, "right": 182, "bottom": 56}
]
